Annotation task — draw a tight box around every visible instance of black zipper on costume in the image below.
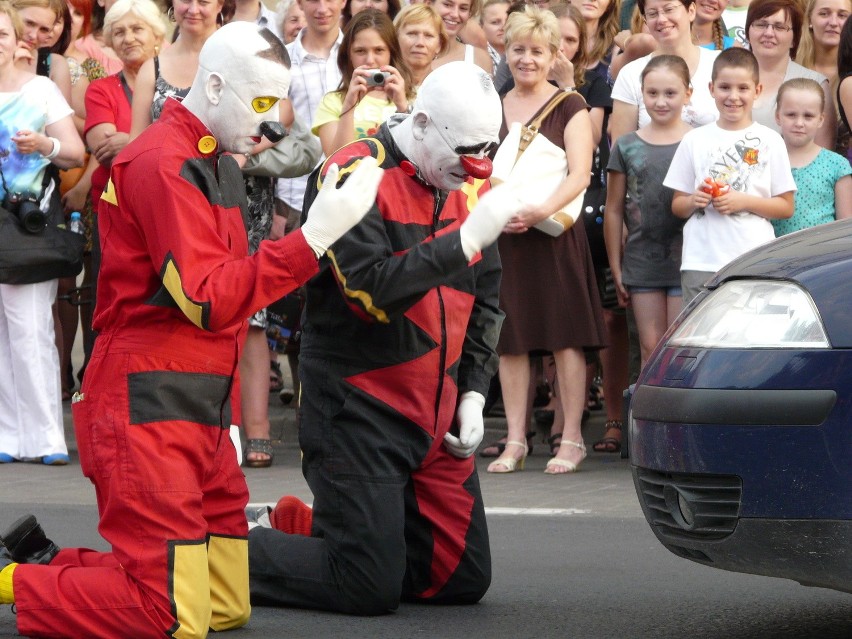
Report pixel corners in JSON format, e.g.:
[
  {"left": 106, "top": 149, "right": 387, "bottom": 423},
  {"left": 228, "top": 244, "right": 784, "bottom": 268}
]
[{"left": 432, "top": 188, "right": 448, "bottom": 433}]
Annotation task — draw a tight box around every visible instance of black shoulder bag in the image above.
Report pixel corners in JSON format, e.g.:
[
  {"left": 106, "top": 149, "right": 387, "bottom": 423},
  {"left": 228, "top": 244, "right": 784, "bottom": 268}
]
[{"left": 0, "top": 166, "right": 85, "bottom": 285}]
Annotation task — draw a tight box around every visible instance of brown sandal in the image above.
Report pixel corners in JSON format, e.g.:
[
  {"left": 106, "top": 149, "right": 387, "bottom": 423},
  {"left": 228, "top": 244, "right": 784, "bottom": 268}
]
[
  {"left": 244, "top": 439, "right": 274, "bottom": 468},
  {"left": 592, "top": 420, "right": 622, "bottom": 453}
]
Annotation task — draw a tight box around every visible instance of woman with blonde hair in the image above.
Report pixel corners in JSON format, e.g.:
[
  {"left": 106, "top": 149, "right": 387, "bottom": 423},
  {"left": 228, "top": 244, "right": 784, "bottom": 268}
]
[
  {"left": 0, "top": 0, "right": 85, "bottom": 465},
  {"left": 394, "top": 3, "right": 448, "bottom": 87},
  {"left": 11, "top": 0, "right": 72, "bottom": 98},
  {"left": 796, "top": 0, "right": 850, "bottom": 83},
  {"left": 487, "top": 5, "right": 604, "bottom": 475}
]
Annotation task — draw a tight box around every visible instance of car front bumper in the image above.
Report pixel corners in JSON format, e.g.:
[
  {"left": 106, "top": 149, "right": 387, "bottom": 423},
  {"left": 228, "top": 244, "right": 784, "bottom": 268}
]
[
  {"left": 628, "top": 346, "right": 852, "bottom": 592},
  {"left": 632, "top": 465, "right": 852, "bottom": 593}
]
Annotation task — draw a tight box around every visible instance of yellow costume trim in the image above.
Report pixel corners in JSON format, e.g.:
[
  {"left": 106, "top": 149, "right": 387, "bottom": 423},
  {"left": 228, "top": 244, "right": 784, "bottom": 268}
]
[
  {"left": 100, "top": 178, "right": 118, "bottom": 206},
  {"left": 162, "top": 258, "right": 206, "bottom": 329},
  {"left": 327, "top": 249, "right": 389, "bottom": 324},
  {"left": 171, "top": 541, "right": 211, "bottom": 639},
  {"left": 208, "top": 535, "right": 250, "bottom": 631},
  {"left": 316, "top": 138, "right": 386, "bottom": 190},
  {"left": 0, "top": 563, "right": 17, "bottom": 604},
  {"left": 460, "top": 178, "right": 484, "bottom": 212}
]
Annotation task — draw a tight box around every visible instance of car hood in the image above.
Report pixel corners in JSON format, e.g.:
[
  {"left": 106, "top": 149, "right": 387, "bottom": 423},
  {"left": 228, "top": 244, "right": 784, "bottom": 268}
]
[{"left": 706, "top": 219, "right": 852, "bottom": 347}]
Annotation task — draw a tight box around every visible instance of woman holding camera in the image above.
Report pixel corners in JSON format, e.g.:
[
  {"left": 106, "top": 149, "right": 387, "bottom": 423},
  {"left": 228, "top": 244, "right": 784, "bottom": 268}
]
[
  {"left": 314, "top": 9, "right": 413, "bottom": 157},
  {"left": 0, "top": 0, "right": 84, "bottom": 465}
]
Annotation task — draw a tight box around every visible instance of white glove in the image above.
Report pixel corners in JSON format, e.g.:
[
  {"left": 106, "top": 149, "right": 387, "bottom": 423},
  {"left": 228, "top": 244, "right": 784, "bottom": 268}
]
[
  {"left": 459, "top": 182, "right": 524, "bottom": 260},
  {"left": 444, "top": 391, "right": 486, "bottom": 458},
  {"left": 301, "top": 157, "right": 384, "bottom": 258}
]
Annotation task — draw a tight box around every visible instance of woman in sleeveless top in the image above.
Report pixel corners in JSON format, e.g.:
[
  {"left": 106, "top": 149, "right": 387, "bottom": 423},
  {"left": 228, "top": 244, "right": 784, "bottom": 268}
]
[
  {"left": 129, "top": 0, "right": 227, "bottom": 137},
  {"left": 431, "top": 0, "right": 492, "bottom": 72}
]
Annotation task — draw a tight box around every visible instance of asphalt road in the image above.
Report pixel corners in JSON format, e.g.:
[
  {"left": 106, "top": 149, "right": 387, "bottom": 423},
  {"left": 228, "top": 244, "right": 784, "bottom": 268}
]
[{"left": 0, "top": 399, "right": 849, "bottom": 638}]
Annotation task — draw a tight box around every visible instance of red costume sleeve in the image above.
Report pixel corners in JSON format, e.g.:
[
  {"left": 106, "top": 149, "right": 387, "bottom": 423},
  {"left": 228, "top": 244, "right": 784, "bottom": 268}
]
[{"left": 107, "top": 147, "right": 318, "bottom": 333}]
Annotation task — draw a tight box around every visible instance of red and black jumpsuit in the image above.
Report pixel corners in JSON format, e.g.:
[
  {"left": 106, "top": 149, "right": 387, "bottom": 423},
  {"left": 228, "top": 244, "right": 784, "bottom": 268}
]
[
  {"left": 248, "top": 124, "right": 503, "bottom": 615},
  {"left": 12, "top": 100, "right": 318, "bottom": 639}
]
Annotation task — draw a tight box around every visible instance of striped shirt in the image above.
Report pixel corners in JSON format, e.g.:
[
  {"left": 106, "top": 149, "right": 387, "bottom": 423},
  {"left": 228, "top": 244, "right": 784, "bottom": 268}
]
[{"left": 275, "top": 28, "right": 343, "bottom": 212}]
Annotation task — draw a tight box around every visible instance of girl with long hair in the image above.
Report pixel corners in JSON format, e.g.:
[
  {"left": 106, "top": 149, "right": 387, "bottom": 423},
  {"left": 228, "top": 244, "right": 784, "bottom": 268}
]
[{"left": 314, "top": 8, "right": 413, "bottom": 156}]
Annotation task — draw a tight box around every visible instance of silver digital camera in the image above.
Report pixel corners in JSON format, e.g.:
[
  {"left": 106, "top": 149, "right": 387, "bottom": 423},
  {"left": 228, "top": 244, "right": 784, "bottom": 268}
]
[{"left": 365, "top": 70, "right": 391, "bottom": 87}]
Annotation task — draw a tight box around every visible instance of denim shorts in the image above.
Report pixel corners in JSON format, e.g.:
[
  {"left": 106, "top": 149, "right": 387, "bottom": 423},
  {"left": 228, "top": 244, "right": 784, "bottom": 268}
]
[{"left": 627, "top": 285, "right": 683, "bottom": 297}]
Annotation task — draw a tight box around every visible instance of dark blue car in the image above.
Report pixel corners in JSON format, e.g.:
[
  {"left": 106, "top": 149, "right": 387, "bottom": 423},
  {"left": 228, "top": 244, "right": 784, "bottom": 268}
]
[{"left": 628, "top": 220, "right": 852, "bottom": 594}]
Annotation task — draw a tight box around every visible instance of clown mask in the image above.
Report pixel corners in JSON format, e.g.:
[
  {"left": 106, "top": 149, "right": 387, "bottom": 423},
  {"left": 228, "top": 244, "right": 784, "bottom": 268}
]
[
  {"left": 406, "top": 62, "right": 501, "bottom": 191},
  {"left": 191, "top": 24, "right": 291, "bottom": 154}
]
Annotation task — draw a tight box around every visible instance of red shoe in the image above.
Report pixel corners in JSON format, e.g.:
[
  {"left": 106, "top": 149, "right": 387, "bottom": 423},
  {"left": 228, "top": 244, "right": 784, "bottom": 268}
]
[{"left": 270, "top": 496, "right": 313, "bottom": 536}]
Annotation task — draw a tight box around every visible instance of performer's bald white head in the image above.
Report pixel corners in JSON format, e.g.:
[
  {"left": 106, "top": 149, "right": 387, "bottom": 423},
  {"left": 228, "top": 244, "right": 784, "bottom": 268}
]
[
  {"left": 182, "top": 22, "right": 291, "bottom": 153},
  {"left": 392, "top": 62, "right": 501, "bottom": 191}
]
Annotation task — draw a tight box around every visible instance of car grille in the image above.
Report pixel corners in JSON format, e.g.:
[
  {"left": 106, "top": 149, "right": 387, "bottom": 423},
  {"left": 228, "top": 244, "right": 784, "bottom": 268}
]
[{"left": 635, "top": 468, "right": 742, "bottom": 541}]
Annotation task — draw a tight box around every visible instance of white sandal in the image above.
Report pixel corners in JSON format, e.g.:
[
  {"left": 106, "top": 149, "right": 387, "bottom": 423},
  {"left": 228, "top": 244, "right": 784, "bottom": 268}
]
[
  {"left": 486, "top": 440, "right": 528, "bottom": 474},
  {"left": 544, "top": 439, "right": 586, "bottom": 474}
]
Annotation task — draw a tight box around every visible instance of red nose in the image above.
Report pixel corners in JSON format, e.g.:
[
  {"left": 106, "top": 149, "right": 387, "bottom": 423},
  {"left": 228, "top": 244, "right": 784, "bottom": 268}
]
[{"left": 460, "top": 155, "right": 493, "bottom": 179}]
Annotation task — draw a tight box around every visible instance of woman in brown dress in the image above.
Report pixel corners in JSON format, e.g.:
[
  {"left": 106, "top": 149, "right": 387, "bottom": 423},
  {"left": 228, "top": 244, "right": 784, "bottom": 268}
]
[{"left": 488, "top": 5, "right": 605, "bottom": 475}]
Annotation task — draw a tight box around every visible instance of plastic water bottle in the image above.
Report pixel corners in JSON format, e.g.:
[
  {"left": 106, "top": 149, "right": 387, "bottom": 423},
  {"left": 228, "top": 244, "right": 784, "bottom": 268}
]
[{"left": 69, "top": 211, "right": 85, "bottom": 235}]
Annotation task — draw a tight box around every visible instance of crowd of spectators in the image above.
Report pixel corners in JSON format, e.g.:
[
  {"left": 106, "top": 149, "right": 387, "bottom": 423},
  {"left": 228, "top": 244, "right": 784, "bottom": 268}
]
[{"left": 1, "top": 0, "right": 850, "bottom": 471}]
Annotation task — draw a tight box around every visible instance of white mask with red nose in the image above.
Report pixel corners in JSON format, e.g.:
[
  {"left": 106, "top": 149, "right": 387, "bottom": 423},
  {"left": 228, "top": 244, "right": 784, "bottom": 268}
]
[{"left": 391, "top": 61, "right": 502, "bottom": 191}]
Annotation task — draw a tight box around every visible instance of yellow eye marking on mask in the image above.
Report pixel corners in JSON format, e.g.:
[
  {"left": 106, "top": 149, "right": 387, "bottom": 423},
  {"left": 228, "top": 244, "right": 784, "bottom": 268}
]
[{"left": 251, "top": 96, "right": 280, "bottom": 113}]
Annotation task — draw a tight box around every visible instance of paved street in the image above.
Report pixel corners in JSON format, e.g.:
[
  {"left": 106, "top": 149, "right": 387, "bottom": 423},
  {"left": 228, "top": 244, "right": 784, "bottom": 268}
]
[{"left": 1, "top": 389, "right": 850, "bottom": 638}]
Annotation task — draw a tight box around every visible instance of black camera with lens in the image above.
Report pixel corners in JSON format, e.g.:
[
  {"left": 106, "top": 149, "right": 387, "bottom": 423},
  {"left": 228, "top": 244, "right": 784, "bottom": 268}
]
[{"left": 3, "top": 192, "right": 47, "bottom": 234}]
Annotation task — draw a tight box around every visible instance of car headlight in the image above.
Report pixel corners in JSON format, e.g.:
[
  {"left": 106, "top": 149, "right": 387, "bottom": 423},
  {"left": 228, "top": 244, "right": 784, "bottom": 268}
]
[{"left": 668, "top": 280, "right": 830, "bottom": 349}]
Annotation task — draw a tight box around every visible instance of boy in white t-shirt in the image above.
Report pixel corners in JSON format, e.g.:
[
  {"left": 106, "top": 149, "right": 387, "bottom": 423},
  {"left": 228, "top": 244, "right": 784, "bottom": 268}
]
[
  {"left": 664, "top": 48, "right": 796, "bottom": 304},
  {"left": 722, "top": 0, "right": 750, "bottom": 45}
]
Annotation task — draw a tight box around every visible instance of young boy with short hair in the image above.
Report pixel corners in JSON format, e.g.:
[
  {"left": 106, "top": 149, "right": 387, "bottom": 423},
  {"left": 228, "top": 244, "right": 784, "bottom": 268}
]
[{"left": 664, "top": 47, "right": 796, "bottom": 304}]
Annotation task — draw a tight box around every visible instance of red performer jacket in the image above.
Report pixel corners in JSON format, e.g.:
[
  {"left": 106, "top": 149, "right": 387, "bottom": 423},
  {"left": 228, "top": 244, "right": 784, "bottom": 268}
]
[
  {"left": 300, "top": 123, "right": 504, "bottom": 438},
  {"left": 94, "top": 100, "right": 318, "bottom": 369}
]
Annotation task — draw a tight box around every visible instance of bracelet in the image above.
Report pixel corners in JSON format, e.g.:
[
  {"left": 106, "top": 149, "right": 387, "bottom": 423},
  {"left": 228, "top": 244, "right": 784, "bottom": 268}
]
[
  {"left": 44, "top": 137, "right": 60, "bottom": 160},
  {"left": 562, "top": 86, "right": 576, "bottom": 93}
]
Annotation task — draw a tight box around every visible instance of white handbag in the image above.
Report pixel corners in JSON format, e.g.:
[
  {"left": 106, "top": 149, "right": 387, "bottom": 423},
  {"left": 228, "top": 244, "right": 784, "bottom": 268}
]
[{"left": 491, "top": 90, "right": 586, "bottom": 237}]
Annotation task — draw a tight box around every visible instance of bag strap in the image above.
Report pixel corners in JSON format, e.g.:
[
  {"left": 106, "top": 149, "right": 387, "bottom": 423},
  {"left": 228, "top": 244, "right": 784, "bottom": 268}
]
[
  {"left": 588, "top": 107, "right": 611, "bottom": 190},
  {"left": 117, "top": 72, "right": 133, "bottom": 106},
  {"left": 515, "top": 90, "right": 576, "bottom": 163}
]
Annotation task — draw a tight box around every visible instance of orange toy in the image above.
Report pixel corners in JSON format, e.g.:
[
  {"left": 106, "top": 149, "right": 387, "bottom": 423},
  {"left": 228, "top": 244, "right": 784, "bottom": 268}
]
[{"left": 700, "top": 177, "right": 731, "bottom": 198}]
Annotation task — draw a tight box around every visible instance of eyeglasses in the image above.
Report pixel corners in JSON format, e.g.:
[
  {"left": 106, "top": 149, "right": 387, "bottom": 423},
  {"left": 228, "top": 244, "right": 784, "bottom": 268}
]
[
  {"left": 644, "top": 4, "right": 682, "bottom": 21},
  {"left": 750, "top": 20, "right": 793, "bottom": 33}
]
